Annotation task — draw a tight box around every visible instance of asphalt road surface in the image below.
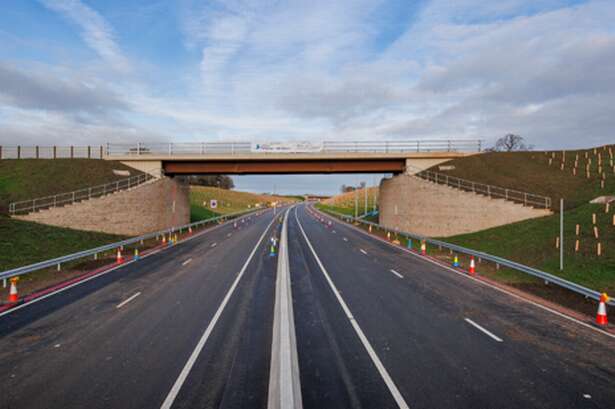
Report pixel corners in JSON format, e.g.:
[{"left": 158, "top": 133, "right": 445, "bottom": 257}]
[{"left": 0, "top": 204, "right": 614, "bottom": 409}]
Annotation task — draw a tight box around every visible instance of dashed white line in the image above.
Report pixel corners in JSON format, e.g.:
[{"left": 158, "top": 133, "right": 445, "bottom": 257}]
[
  {"left": 160, "top": 216, "right": 278, "bottom": 409},
  {"left": 343, "top": 237, "right": 348, "bottom": 242},
  {"left": 211, "top": 242, "right": 217, "bottom": 247},
  {"left": 359, "top": 249, "right": 368, "bottom": 255},
  {"left": 182, "top": 258, "right": 192, "bottom": 266},
  {"left": 116, "top": 292, "right": 141, "bottom": 309},
  {"left": 227, "top": 233, "right": 232, "bottom": 237},
  {"left": 390, "top": 269, "right": 403, "bottom": 279},
  {"left": 295, "top": 209, "right": 409, "bottom": 409},
  {"left": 464, "top": 318, "right": 503, "bottom": 342}
]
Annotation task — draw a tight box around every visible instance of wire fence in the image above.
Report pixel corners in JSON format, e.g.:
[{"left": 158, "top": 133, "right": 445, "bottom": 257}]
[
  {"left": 415, "top": 169, "right": 552, "bottom": 209},
  {"left": 0, "top": 146, "right": 104, "bottom": 159}
]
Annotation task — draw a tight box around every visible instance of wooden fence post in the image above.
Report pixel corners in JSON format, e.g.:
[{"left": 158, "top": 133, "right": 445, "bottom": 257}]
[
  {"left": 53, "top": 146, "right": 57, "bottom": 159},
  {"left": 100, "top": 145, "right": 103, "bottom": 158},
  {"left": 35, "top": 146, "right": 39, "bottom": 159},
  {"left": 70, "top": 146, "right": 74, "bottom": 159},
  {"left": 88, "top": 146, "right": 91, "bottom": 159},
  {"left": 17, "top": 146, "right": 21, "bottom": 159},
  {"left": 0, "top": 146, "right": 2, "bottom": 160}
]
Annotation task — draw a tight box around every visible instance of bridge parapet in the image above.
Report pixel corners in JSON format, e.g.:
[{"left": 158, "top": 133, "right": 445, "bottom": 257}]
[{"left": 105, "top": 140, "right": 483, "bottom": 158}]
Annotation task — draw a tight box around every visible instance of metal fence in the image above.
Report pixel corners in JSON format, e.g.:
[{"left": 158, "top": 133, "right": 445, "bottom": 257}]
[
  {"left": 9, "top": 170, "right": 160, "bottom": 215},
  {"left": 0, "top": 146, "right": 104, "bottom": 159},
  {"left": 0, "top": 208, "right": 258, "bottom": 283},
  {"left": 105, "top": 140, "right": 483, "bottom": 156},
  {"left": 318, "top": 207, "right": 613, "bottom": 306},
  {"left": 416, "top": 169, "right": 552, "bottom": 209}
]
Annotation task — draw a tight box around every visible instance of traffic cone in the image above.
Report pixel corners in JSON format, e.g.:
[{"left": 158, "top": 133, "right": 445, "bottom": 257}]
[
  {"left": 116, "top": 248, "right": 124, "bottom": 263},
  {"left": 134, "top": 248, "right": 140, "bottom": 261},
  {"left": 188, "top": 226, "right": 193, "bottom": 235},
  {"left": 596, "top": 293, "right": 609, "bottom": 326},
  {"left": 162, "top": 235, "right": 167, "bottom": 244},
  {"left": 8, "top": 277, "right": 19, "bottom": 303},
  {"left": 453, "top": 255, "right": 459, "bottom": 267},
  {"left": 469, "top": 256, "right": 476, "bottom": 276},
  {"left": 420, "top": 242, "right": 426, "bottom": 256},
  {"left": 387, "top": 231, "right": 391, "bottom": 241}
]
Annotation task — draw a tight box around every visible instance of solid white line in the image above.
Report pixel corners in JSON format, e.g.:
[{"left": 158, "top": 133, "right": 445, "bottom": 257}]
[
  {"left": 160, "top": 215, "right": 278, "bottom": 409},
  {"left": 182, "top": 258, "right": 192, "bottom": 266},
  {"left": 116, "top": 292, "right": 141, "bottom": 309},
  {"left": 465, "top": 318, "right": 503, "bottom": 342},
  {"left": 390, "top": 269, "right": 403, "bottom": 279},
  {"left": 268, "top": 208, "right": 303, "bottom": 409},
  {"left": 359, "top": 249, "right": 368, "bottom": 255},
  {"left": 312, "top": 206, "right": 615, "bottom": 340},
  {"left": 294, "top": 209, "right": 410, "bottom": 409}
]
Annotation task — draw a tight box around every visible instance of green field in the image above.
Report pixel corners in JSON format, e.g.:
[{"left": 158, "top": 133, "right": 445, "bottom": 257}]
[{"left": 190, "top": 186, "right": 298, "bottom": 221}]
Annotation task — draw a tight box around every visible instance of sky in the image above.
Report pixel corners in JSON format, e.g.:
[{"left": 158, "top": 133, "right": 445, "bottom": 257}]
[{"left": 1, "top": 0, "right": 614, "bottom": 194}]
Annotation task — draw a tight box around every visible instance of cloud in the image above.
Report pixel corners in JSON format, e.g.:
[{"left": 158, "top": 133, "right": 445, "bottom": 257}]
[
  {"left": 0, "top": 62, "right": 128, "bottom": 114},
  {"left": 40, "top": 0, "right": 131, "bottom": 72}
]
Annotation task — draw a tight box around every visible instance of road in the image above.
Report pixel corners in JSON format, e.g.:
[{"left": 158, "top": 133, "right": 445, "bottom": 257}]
[{"left": 0, "top": 204, "right": 614, "bottom": 408}]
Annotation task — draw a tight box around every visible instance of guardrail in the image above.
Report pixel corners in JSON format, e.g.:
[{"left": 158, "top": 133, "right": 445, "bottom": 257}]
[
  {"left": 415, "top": 169, "right": 552, "bottom": 209},
  {"left": 0, "top": 208, "right": 258, "bottom": 283},
  {"left": 317, "top": 206, "right": 613, "bottom": 306},
  {"left": 0, "top": 145, "right": 104, "bottom": 159},
  {"left": 105, "top": 140, "right": 483, "bottom": 156},
  {"left": 8, "top": 170, "right": 161, "bottom": 215}
]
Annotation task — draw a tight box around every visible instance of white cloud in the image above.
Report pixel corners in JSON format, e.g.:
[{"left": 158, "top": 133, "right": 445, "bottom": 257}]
[{"left": 41, "top": 0, "right": 131, "bottom": 72}]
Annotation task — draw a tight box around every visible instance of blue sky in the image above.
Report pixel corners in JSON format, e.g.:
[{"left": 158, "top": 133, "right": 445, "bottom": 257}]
[{"left": 1, "top": 0, "right": 615, "bottom": 194}]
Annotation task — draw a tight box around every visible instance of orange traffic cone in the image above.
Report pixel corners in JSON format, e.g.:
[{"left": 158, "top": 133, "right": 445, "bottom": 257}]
[
  {"left": 469, "top": 256, "right": 476, "bottom": 276},
  {"left": 596, "top": 293, "right": 609, "bottom": 326},
  {"left": 188, "top": 226, "right": 193, "bottom": 235},
  {"left": 420, "top": 242, "right": 427, "bottom": 256},
  {"left": 8, "top": 277, "right": 19, "bottom": 303},
  {"left": 116, "top": 248, "right": 124, "bottom": 264}
]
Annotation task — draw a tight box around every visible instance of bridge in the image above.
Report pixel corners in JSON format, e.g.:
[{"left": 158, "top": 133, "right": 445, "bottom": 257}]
[{"left": 105, "top": 140, "right": 482, "bottom": 175}]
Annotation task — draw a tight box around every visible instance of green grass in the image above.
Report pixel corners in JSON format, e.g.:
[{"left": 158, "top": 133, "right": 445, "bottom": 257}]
[
  {"left": 190, "top": 186, "right": 298, "bottom": 218},
  {"left": 0, "top": 159, "right": 141, "bottom": 214},
  {"left": 0, "top": 216, "right": 124, "bottom": 271}
]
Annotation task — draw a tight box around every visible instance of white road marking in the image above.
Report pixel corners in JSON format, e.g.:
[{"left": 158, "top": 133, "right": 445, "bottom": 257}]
[
  {"left": 312, "top": 206, "right": 615, "bottom": 341},
  {"left": 160, "top": 215, "right": 278, "bottom": 409},
  {"left": 359, "top": 249, "right": 368, "bottom": 255},
  {"left": 295, "top": 209, "right": 410, "bottom": 409},
  {"left": 332, "top": 230, "right": 336, "bottom": 234},
  {"left": 211, "top": 242, "right": 217, "bottom": 247},
  {"left": 464, "top": 318, "right": 503, "bottom": 342},
  {"left": 343, "top": 237, "right": 348, "bottom": 242},
  {"left": 0, "top": 212, "right": 259, "bottom": 319},
  {"left": 227, "top": 233, "right": 232, "bottom": 237},
  {"left": 268, "top": 208, "right": 302, "bottom": 409},
  {"left": 390, "top": 269, "right": 403, "bottom": 279},
  {"left": 182, "top": 258, "right": 192, "bottom": 266},
  {"left": 116, "top": 292, "right": 142, "bottom": 309}
]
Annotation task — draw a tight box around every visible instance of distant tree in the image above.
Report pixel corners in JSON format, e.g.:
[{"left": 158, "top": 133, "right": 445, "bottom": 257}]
[
  {"left": 340, "top": 184, "right": 355, "bottom": 193},
  {"left": 181, "top": 175, "right": 234, "bottom": 189},
  {"left": 493, "top": 134, "right": 532, "bottom": 152}
]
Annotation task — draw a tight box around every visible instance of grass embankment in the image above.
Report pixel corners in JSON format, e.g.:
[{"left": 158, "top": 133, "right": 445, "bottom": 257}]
[
  {"left": 190, "top": 186, "right": 299, "bottom": 222},
  {"left": 0, "top": 159, "right": 141, "bottom": 213},
  {"left": 0, "top": 159, "right": 146, "bottom": 273},
  {"left": 321, "top": 187, "right": 378, "bottom": 217},
  {"left": 319, "top": 145, "right": 615, "bottom": 296}
]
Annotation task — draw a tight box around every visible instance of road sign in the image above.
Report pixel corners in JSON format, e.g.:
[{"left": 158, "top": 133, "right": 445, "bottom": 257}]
[{"left": 210, "top": 199, "right": 218, "bottom": 209}]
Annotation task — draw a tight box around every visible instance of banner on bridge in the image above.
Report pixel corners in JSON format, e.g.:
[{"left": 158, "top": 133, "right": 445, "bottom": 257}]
[{"left": 250, "top": 141, "right": 323, "bottom": 153}]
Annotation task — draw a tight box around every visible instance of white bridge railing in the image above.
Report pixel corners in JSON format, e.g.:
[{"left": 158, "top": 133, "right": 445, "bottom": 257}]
[{"left": 105, "top": 140, "right": 483, "bottom": 156}]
